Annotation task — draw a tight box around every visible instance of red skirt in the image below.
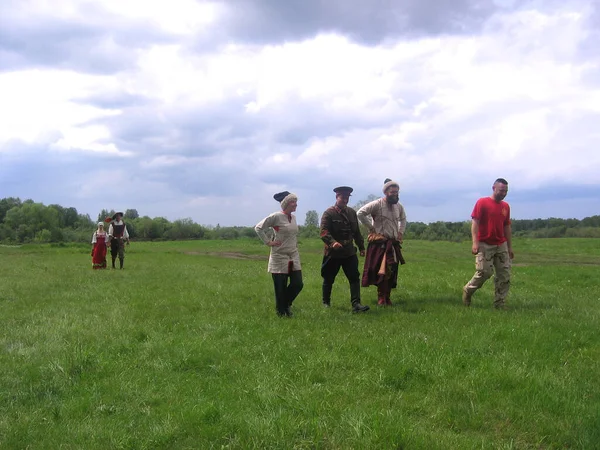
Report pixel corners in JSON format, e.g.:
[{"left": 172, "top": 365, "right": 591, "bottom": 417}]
[{"left": 92, "top": 240, "right": 107, "bottom": 269}]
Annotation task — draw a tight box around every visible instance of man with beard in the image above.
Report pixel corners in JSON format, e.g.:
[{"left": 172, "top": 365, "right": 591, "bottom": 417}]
[
  {"left": 462, "top": 178, "right": 514, "bottom": 309},
  {"left": 357, "top": 179, "right": 407, "bottom": 306},
  {"left": 320, "top": 186, "right": 370, "bottom": 313}
]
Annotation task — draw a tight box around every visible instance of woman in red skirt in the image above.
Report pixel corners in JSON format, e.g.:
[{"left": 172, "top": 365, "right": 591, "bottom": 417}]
[{"left": 91, "top": 222, "right": 109, "bottom": 269}]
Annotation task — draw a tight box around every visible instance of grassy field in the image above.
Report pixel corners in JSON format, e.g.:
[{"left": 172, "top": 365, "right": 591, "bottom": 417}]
[{"left": 1, "top": 238, "right": 599, "bottom": 449}]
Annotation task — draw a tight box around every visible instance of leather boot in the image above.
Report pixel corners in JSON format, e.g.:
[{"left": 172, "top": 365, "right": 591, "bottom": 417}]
[
  {"left": 377, "top": 285, "right": 386, "bottom": 306},
  {"left": 111, "top": 256, "right": 116, "bottom": 269},
  {"left": 352, "top": 300, "right": 370, "bottom": 313},
  {"left": 119, "top": 258, "right": 124, "bottom": 269},
  {"left": 322, "top": 283, "right": 333, "bottom": 307},
  {"left": 351, "top": 281, "right": 369, "bottom": 313},
  {"left": 385, "top": 286, "right": 392, "bottom": 306}
]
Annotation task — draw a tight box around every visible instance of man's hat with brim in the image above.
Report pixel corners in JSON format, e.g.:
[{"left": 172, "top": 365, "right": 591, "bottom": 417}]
[
  {"left": 333, "top": 186, "right": 353, "bottom": 195},
  {"left": 112, "top": 212, "right": 124, "bottom": 220}
]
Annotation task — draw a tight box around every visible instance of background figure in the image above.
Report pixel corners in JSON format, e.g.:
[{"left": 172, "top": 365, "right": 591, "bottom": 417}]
[
  {"left": 255, "top": 191, "right": 304, "bottom": 317},
  {"left": 320, "top": 186, "right": 369, "bottom": 313},
  {"left": 91, "top": 222, "right": 109, "bottom": 269},
  {"left": 108, "top": 212, "right": 130, "bottom": 269},
  {"left": 357, "top": 179, "right": 407, "bottom": 306},
  {"left": 463, "top": 178, "right": 514, "bottom": 309}
]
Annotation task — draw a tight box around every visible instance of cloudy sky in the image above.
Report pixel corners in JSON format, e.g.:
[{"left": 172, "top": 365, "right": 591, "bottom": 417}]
[{"left": 1, "top": 0, "right": 599, "bottom": 226}]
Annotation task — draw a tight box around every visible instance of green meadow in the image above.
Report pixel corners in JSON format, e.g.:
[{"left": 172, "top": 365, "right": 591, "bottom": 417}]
[{"left": 1, "top": 238, "right": 599, "bottom": 449}]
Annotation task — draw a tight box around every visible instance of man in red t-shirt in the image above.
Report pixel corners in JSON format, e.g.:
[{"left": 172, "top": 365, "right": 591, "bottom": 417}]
[{"left": 463, "top": 178, "right": 514, "bottom": 309}]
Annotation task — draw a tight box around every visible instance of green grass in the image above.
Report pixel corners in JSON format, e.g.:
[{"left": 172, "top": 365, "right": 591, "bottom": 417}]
[{"left": 1, "top": 238, "right": 599, "bottom": 449}]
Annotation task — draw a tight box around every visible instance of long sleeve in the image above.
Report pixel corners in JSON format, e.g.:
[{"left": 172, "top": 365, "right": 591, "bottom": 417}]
[
  {"left": 91, "top": 232, "right": 97, "bottom": 244},
  {"left": 352, "top": 216, "right": 366, "bottom": 252},
  {"left": 319, "top": 209, "right": 336, "bottom": 247},
  {"left": 357, "top": 200, "right": 378, "bottom": 229},
  {"left": 255, "top": 214, "right": 276, "bottom": 244},
  {"left": 123, "top": 226, "right": 129, "bottom": 240},
  {"left": 108, "top": 224, "right": 114, "bottom": 237},
  {"left": 398, "top": 204, "right": 407, "bottom": 234}
]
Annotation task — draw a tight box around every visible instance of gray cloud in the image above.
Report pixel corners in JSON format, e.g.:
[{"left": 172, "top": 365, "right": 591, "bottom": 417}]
[
  {"left": 92, "top": 98, "right": 263, "bottom": 158},
  {"left": 0, "top": 1, "right": 175, "bottom": 74},
  {"left": 216, "top": 0, "right": 499, "bottom": 45}
]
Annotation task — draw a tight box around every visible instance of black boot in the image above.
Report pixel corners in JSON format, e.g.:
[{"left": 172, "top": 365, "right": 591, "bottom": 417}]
[
  {"left": 119, "top": 258, "right": 124, "bottom": 269},
  {"left": 285, "top": 271, "right": 303, "bottom": 316},
  {"left": 352, "top": 302, "right": 370, "bottom": 313},
  {"left": 322, "top": 283, "right": 333, "bottom": 307},
  {"left": 111, "top": 256, "right": 116, "bottom": 269},
  {"left": 350, "top": 281, "right": 369, "bottom": 313}
]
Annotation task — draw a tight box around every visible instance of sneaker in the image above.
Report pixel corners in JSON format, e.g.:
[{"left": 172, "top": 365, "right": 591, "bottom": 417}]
[{"left": 462, "top": 288, "right": 472, "bottom": 306}]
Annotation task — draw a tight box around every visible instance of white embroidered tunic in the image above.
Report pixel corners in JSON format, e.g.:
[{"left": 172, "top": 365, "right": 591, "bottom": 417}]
[
  {"left": 255, "top": 212, "right": 302, "bottom": 273},
  {"left": 357, "top": 198, "right": 407, "bottom": 240},
  {"left": 91, "top": 231, "right": 109, "bottom": 244}
]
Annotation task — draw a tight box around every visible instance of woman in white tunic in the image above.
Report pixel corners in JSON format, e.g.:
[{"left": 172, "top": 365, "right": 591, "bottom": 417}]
[{"left": 255, "top": 191, "right": 304, "bottom": 317}]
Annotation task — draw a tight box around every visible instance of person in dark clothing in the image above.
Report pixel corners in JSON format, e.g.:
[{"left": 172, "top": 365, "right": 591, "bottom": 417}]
[{"left": 320, "top": 186, "right": 370, "bottom": 313}]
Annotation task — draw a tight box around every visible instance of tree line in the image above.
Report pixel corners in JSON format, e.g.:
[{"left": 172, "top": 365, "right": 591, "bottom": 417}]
[{"left": 1, "top": 197, "right": 599, "bottom": 245}]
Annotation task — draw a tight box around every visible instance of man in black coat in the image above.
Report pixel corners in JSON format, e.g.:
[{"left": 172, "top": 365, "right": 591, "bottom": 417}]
[{"left": 320, "top": 186, "right": 369, "bottom": 313}]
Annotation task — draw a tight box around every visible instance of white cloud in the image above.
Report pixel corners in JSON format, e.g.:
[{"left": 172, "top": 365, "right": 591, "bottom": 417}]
[
  {"left": 1, "top": 0, "right": 599, "bottom": 225},
  {"left": 0, "top": 70, "right": 121, "bottom": 150}
]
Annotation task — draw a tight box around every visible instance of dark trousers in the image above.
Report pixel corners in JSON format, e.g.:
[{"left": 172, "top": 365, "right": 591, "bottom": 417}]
[
  {"left": 321, "top": 255, "right": 361, "bottom": 305},
  {"left": 110, "top": 239, "right": 125, "bottom": 268},
  {"left": 272, "top": 271, "right": 303, "bottom": 316}
]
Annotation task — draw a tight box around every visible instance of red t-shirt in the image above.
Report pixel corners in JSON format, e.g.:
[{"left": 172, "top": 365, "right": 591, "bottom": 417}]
[{"left": 471, "top": 197, "right": 511, "bottom": 245}]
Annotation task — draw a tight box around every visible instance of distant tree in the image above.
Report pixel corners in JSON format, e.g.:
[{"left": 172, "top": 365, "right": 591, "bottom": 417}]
[
  {"left": 0, "top": 197, "right": 22, "bottom": 223},
  {"left": 97, "top": 209, "right": 115, "bottom": 223},
  {"left": 4, "top": 196, "right": 600, "bottom": 244},
  {"left": 124, "top": 209, "right": 139, "bottom": 220},
  {"left": 35, "top": 229, "right": 52, "bottom": 243},
  {"left": 405, "top": 222, "right": 427, "bottom": 239},
  {"left": 305, "top": 210, "right": 319, "bottom": 227},
  {"left": 166, "top": 218, "right": 206, "bottom": 240},
  {"left": 48, "top": 204, "right": 66, "bottom": 227},
  {"left": 580, "top": 215, "right": 600, "bottom": 228},
  {"left": 63, "top": 207, "right": 79, "bottom": 228},
  {"left": 2, "top": 202, "right": 59, "bottom": 243},
  {"left": 76, "top": 213, "right": 94, "bottom": 230}
]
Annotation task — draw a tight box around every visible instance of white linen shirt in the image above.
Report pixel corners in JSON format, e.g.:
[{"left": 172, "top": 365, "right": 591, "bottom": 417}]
[
  {"left": 91, "top": 231, "right": 109, "bottom": 244},
  {"left": 357, "top": 198, "right": 407, "bottom": 240},
  {"left": 108, "top": 220, "right": 129, "bottom": 239},
  {"left": 255, "top": 212, "right": 302, "bottom": 273}
]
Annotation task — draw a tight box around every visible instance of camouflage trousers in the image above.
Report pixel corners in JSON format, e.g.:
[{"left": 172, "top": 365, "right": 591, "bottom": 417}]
[{"left": 464, "top": 241, "right": 511, "bottom": 307}]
